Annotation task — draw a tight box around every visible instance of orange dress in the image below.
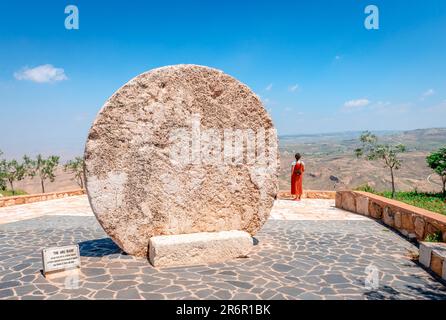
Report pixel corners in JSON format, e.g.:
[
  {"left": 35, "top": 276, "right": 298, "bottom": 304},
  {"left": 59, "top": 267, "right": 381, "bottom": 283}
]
[{"left": 291, "top": 161, "right": 305, "bottom": 196}]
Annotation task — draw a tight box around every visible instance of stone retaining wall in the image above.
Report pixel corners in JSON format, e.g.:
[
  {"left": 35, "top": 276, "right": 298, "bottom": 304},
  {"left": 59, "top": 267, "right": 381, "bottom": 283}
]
[
  {"left": 0, "top": 189, "right": 86, "bottom": 208},
  {"left": 278, "top": 190, "right": 336, "bottom": 200},
  {"left": 336, "top": 191, "right": 446, "bottom": 243}
]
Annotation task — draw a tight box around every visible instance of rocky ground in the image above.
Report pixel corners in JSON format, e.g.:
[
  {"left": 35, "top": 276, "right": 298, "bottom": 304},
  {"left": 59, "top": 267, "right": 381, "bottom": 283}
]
[
  {"left": 279, "top": 151, "right": 441, "bottom": 192},
  {"left": 279, "top": 128, "right": 446, "bottom": 193}
]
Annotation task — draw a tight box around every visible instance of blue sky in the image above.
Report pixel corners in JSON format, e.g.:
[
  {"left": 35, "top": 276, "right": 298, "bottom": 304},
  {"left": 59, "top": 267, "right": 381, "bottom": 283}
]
[{"left": 1, "top": 0, "right": 446, "bottom": 159}]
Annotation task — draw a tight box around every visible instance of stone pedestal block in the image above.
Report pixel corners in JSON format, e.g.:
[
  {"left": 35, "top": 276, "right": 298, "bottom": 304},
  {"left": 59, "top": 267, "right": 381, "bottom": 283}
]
[{"left": 148, "top": 230, "right": 253, "bottom": 267}]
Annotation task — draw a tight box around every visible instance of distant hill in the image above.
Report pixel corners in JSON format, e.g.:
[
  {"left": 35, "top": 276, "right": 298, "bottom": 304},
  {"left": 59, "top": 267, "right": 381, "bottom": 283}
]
[
  {"left": 7, "top": 127, "right": 446, "bottom": 195},
  {"left": 279, "top": 128, "right": 446, "bottom": 193}
]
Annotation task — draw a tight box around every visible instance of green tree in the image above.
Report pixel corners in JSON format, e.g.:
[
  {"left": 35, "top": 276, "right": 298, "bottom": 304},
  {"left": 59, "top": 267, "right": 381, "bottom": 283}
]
[
  {"left": 25, "top": 154, "right": 60, "bottom": 194},
  {"left": 0, "top": 159, "right": 26, "bottom": 195},
  {"left": 355, "top": 131, "right": 406, "bottom": 198},
  {"left": 64, "top": 157, "right": 85, "bottom": 189},
  {"left": 426, "top": 147, "right": 446, "bottom": 197},
  {"left": 0, "top": 150, "right": 6, "bottom": 191}
]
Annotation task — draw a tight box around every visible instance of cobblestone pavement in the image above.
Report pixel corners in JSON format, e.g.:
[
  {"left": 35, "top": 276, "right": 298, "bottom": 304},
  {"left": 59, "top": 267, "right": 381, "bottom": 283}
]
[{"left": 0, "top": 197, "right": 445, "bottom": 300}]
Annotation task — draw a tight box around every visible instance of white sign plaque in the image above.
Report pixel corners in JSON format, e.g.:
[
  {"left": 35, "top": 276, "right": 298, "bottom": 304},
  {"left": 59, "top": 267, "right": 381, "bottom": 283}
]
[{"left": 42, "top": 244, "right": 81, "bottom": 274}]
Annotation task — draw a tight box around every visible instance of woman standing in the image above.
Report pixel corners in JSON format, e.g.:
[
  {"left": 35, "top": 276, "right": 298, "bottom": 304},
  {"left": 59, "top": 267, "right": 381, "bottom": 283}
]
[{"left": 291, "top": 153, "right": 305, "bottom": 201}]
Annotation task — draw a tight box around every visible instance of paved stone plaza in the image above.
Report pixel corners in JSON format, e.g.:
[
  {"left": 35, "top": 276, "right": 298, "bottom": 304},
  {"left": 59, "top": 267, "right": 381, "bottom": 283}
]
[{"left": 0, "top": 196, "right": 445, "bottom": 300}]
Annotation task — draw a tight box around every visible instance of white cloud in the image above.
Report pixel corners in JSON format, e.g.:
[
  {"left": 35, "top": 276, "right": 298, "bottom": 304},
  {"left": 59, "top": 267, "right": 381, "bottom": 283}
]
[
  {"left": 288, "top": 84, "right": 299, "bottom": 92},
  {"left": 14, "top": 64, "right": 68, "bottom": 83},
  {"left": 343, "top": 99, "right": 371, "bottom": 109},
  {"left": 420, "top": 88, "right": 435, "bottom": 100},
  {"left": 265, "top": 83, "right": 273, "bottom": 91}
]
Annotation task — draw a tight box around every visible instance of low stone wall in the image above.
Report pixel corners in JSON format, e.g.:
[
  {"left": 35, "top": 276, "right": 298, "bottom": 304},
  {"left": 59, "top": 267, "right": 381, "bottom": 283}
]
[
  {"left": 0, "top": 189, "right": 86, "bottom": 208},
  {"left": 336, "top": 191, "right": 446, "bottom": 243},
  {"left": 277, "top": 190, "right": 336, "bottom": 200}
]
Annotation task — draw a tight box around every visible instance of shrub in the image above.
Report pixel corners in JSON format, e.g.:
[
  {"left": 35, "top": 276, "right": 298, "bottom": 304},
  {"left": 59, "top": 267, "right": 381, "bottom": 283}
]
[
  {"left": 424, "top": 231, "right": 443, "bottom": 243},
  {"left": 354, "top": 184, "right": 376, "bottom": 193}
]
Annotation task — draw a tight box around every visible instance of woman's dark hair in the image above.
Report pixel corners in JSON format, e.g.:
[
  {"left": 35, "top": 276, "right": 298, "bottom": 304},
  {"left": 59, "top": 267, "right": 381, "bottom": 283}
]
[{"left": 295, "top": 153, "right": 301, "bottom": 161}]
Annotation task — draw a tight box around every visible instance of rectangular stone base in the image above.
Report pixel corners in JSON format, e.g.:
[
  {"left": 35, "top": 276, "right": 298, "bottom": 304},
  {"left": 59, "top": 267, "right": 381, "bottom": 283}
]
[{"left": 148, "top": 230, "right": 253, "bottom": 268}]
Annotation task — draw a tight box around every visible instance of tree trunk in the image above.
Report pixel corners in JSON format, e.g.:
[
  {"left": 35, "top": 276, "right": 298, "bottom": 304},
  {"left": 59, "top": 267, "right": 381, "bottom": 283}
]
[
  {"left": 390, "top": 167, "right": 395, "bottom": 198},
  {"left": 41, "top": 178, "right": 45, "bottom": 194},
  {"left": 9, "top": 180, "right": 14, "bottom": 195},
  {"left": 442, "top": 175, "right": 446, "bottom": 198}
]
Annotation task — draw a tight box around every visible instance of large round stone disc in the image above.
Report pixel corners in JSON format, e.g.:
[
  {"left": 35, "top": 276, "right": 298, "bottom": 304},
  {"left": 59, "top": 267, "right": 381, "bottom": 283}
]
[{"left": 84, "top": 65, "right": 279, "bottom": 257}]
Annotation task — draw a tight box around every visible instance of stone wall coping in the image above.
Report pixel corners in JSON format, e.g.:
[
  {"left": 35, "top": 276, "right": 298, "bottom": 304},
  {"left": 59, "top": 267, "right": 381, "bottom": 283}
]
[
  {"left": 0, "top": 189, "right": 86, "bottom": 208},
  {"left": 0, "top": 189, "right": 86, "bottom": 201},
  {"left": 336, "top": 190, "right": 446, "bottom": 243},
  {"left": 355, "top": 191, "right": 446, "bottom": 224}
]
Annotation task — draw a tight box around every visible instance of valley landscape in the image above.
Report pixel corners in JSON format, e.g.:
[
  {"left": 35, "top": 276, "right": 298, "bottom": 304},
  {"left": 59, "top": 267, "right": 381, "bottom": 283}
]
[
  {"left": 6, "top": 128, "right": 446, "bottom": 196},
  {"left": 279, "top": 127, "right": 446, "bottom": 192}
]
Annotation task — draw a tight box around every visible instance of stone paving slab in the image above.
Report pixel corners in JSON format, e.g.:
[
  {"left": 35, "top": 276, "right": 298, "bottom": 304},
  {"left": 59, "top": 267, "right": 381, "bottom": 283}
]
[
  {"left": 270, "top": 200, "right": 368, "bottom": 221},
  {"left": 0, "top": 196, "right": 92, "bottom": 225},
  {"left": 0, "top": 196, "right": 445, "bottom": 300}
]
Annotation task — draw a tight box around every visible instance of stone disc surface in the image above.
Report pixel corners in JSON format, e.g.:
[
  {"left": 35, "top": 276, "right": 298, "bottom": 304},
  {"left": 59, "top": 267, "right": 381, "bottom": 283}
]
[{"left": 84, "top": 64, "right": 279, "bottom": 257}]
